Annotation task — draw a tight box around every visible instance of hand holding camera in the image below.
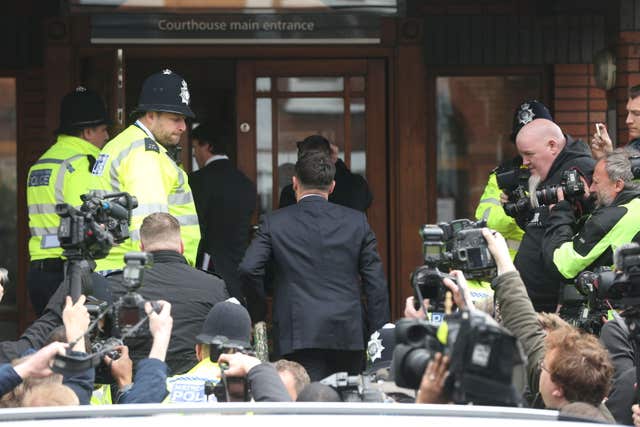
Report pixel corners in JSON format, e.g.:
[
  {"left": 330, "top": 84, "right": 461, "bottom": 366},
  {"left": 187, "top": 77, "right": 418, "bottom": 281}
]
[
  {"left": 104, "top": 344, "right": 132, "bottom": 389},
  {"left": 217, "top": 352, "right": 262, "bottom": 377},
  {"left": 481, "top": 228, "right": 516, "bottom": 276},
  {"left": 416, "top": 352, "right": 450, "bottom": 404}
]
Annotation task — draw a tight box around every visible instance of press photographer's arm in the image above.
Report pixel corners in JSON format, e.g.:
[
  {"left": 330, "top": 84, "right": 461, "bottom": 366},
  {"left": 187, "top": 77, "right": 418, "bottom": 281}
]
[{"left": 482, "top": 228, "right": 546, "bottom": 399}]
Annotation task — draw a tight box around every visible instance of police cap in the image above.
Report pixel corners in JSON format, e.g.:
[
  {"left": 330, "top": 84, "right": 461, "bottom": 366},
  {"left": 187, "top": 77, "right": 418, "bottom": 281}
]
[
  {"left": 57, "top": 86, "right": 110, "bottom": 134},
  {"left": 510, "top": 100, "right": 553, "bottom": 142},
  {"left": 196, "top": 299, "right": 251, "bottom": 348},
  {"left": 133, "top": 69, "right": 195, "bottom": 119}
]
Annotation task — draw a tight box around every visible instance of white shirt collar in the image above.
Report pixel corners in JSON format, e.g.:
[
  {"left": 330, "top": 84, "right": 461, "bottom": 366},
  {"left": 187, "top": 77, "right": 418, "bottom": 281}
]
[{"left": 204, "top": 154, "right": 229, "bottom": 167}]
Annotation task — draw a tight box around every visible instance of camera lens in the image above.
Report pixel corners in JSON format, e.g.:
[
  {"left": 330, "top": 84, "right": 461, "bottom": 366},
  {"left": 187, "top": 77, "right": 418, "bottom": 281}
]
[{"left": 402, "top": 348, "right": 435, "bottom": 389}]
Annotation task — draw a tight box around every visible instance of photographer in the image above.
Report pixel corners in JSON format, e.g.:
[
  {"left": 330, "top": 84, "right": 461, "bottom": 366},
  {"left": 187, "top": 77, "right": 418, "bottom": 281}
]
[
  {"left": 543, "top": 147, "right": 640, "bottom": 282},
  {"left": 513, "top": 118, "right": 595, "bottom": 312},
  {"left": 484, "top": 229, "right": 614, "bottom": 419}
]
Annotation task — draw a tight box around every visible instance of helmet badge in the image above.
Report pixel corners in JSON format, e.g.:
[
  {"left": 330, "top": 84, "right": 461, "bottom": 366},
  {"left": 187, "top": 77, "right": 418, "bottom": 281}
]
[
  {"left": 162, "top": 69, "right": 172, "bottom": 75},
  {"left": 517, "top": 102, "right": 535, "bottom": 126},
  {"left": 179, "top": 80, "right": 190, "bottom": 105},
  {"left": 367, "top": 330, "right": 385, "bottom": 363}
]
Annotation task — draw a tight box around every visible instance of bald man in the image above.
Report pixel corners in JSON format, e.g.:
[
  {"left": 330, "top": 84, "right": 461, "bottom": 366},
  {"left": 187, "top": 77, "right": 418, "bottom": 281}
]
[{"left": 513, "top": 119, "right": 595, "bottom": 312}]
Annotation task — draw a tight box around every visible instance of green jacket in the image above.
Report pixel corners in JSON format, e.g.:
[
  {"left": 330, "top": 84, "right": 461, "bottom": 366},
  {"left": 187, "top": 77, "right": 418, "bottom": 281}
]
[
  {"left": 27, "top": 134, "right": 100, "bottom": 260},
  {"left": 475, "top": 172, "right": 523, "bottom": 258},
  {"left": 543, "top": 188, "right": 640, "bottom": 280},
  {"left": 91, "top": 124, "right": 200, "bottom": 271}
]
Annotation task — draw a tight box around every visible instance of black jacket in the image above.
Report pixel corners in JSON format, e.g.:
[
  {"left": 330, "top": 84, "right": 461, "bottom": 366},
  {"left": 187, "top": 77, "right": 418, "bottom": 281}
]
[
  {"left": 188, "top": 158, "right": 256, "bottom": 301},
  {"left": 514, "top": 136, "right": 595, "bottom": 311},
  {"left": 543, "top": 187, "right": 640, "bottom": 280},
  {"left": 239, "top": 196, "right": 389, "bottom": 357},
  {"left": 107, "top": 250, "right": 229, "bottom": 375},
  {"left": 600, "top": 317, "right": 636, "bottom": 425},
  {"left": 279, "top": 159, "right": 373, "bottom": 212}
]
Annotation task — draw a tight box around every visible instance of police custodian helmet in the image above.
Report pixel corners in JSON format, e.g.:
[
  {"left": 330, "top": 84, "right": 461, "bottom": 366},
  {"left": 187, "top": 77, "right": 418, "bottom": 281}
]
[
  {"left": 132, "top": 69, "right": 195, "bottom": 119},
  {"left": 57, "top": 86, "right": 110, "bottom": 134},
  {"left": 510, "top": 100, "right": 553, "bottom": 142}
]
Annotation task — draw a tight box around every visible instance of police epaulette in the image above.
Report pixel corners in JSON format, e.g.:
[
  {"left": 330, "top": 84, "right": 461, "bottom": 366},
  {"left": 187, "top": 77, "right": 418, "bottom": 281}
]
[{"left": 145, "top": 138, "right": 159, "bottom": 153}]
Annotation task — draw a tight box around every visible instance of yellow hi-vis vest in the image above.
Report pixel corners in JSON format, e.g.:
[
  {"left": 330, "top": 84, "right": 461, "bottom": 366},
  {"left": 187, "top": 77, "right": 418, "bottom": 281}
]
[
  {"left": 91, "top": 124, "right": 200, "bottom": 271},
  {"left": 475, "top": 172, "right": 524, "bottom": 259},
  {"left": 163, "top": 358, "right": 221, "bottom": 403},
  {"left": 27, "top": 135, "right": 100, "bottom": 261}
]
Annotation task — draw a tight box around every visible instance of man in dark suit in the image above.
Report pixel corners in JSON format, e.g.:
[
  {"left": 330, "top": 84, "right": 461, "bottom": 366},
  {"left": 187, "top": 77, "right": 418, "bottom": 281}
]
[
  {"left": 239, "top": 151, "right": 390, "bottom": 381},
  {"left": 278, "top": 135, "right": 373, "bottom": 212},
  {"left": 189, "top": 124, "right": 256, "bottom": 302}
]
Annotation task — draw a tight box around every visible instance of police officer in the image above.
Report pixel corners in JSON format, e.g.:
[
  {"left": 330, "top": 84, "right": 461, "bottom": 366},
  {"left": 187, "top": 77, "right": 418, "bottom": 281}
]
[
  {"left": 91, "top": 69, "right": 200, "bottom": 272},
  {"left": 27, "top": 87, "right": 110, "bottom": 315},
  {"left": 543, "top": 147, "right": 640, "bottom": 280}
]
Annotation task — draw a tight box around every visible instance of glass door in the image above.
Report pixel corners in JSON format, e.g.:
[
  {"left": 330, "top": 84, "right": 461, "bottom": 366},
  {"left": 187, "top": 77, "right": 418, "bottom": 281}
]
[{"left": 236, "top": 59, "right": 388, "bottom": 269}]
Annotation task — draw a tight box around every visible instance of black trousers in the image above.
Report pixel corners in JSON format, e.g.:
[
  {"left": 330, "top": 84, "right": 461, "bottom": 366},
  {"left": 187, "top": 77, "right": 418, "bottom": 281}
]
[
  {"left": 284, "top": 348, "right": 364, "bottom": 382},
  {"left": 27, "top": 259, "right": 64, "bottom": 316}
]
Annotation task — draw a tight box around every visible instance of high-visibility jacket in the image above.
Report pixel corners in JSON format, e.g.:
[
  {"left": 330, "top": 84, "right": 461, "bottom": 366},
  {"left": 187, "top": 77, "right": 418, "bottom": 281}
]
[
  {"left": 475, "top": 172, "right": 524, "bottom": 259},
  {"left": 163, "top": 358, "right": 221, "bottom": 403},
  {"left": 91, "top": 124, "right": 200, "bottom": 271},
  {"left": 546, "top": 189, "right": 640, "bottom": 280},
  {"left": 27, "top": 135, "right": 100, "bottom": 261}
]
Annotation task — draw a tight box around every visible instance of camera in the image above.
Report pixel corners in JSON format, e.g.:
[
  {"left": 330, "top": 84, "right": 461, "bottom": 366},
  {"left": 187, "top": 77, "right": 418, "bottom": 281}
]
[
  {"left": 557, "top": 267, "right": 612, "bottom": 335},
  {"left": 499, "top": 169, "right": 585, "bottom": 219},
  {"left": 52, "top": 252, "right": 160, "bottom": 380},
  {"left": 320, "top": 372, "right": 390, "bottom": 402},
  {"left": 592, "top": 243, "right": 640, "bottom": 304},
  {"left": 496, "top": 164, "right": 531, "bottom": 218},
  {"left": 57, "top": 191, "right": 138, "bottom": 260},
  {"left": 204, "top": 337, "right": 255, "bottom": 402},
  {"left": 411, "top": 219, "right": 495, "bottom": 315},
  {"left": 111, "top": 252, "right": 157, "bottom": 338},
  {"left": 391, "top": 310, "right": 523, "bottom": 406}
]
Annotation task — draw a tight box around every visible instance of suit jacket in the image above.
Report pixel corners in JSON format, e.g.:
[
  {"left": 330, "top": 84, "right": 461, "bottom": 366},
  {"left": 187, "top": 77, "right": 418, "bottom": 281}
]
[
  {"left": 239, "top": 195, "right": 390, "bottom": 357},
  {"left": 189, "top": 158, "right": 256, "bottom": 301},
  {"left": 279, "top": 159, "right": 373, "bottom": 212}
]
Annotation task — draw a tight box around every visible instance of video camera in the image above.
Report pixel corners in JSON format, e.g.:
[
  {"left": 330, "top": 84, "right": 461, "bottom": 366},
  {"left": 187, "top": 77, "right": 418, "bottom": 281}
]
[
  {"left": 57, "top": 192, "right": 137, "bottom": 260},
  {"left": 391, "top": 310, "right": 523, "bottom": 406},
  {"left": 498, "top": 169, "right": 585, "bottom": 218},
  {"left": 410, "top": 219, "right": 495, "bottom": 314},
  {"left": 559, "top": 244, "right": 640, "bottom": 335}
]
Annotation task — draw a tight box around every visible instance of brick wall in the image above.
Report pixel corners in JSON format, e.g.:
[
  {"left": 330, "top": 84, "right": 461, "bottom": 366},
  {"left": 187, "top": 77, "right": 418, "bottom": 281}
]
[
  {"left": 616, "top": 32, "right": 640, "bottom": 145},
  {"left": 553, "top": 64, "right": 607, "bottom": 143}
]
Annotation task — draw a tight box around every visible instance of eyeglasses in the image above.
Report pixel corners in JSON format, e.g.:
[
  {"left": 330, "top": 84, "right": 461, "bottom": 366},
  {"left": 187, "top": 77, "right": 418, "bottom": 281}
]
[{"left": 539, "top": 359, "right": 550, "bottom": 373}]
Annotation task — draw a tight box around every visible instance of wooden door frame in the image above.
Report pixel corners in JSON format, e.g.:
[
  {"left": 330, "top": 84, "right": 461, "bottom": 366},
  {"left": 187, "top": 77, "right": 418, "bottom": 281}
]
[{"left": 235, "top": 58, "right": 390, "bottom": 294}]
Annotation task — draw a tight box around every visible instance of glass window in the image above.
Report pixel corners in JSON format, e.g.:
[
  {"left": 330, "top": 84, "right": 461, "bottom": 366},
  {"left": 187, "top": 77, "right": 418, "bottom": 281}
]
[
  {"left": 350, "top": 98, "right": 366, "bottom": 176},
  {"left": 256, "top": 98, "right": 272, "bottom": 215},
  {"left": 277, "top": 77, "right": 343, "bottom": 93},
  {"left": 0, "top": 78, "right": 16, "bottom": 340},
  {"left": 435, "top": 75, "right": 542, "bottom": 222}
]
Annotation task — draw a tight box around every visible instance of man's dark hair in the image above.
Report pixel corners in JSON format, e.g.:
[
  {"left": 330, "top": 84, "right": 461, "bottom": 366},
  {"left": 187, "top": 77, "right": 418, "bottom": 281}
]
[
  {"left": 296, "top": 382, "right": 341, "bottom": 402},
  {"left": 296, "top": 135, "right": 331, "bottom": 156},
  {"left": 629, "top": 85, "right": 640, "bottom": 100},
  {"left": 192, "top": 124, "right": 227, "bottom": 155},
  {"left": 294, "top": 151, "right": 335, "bottom": 191}
]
